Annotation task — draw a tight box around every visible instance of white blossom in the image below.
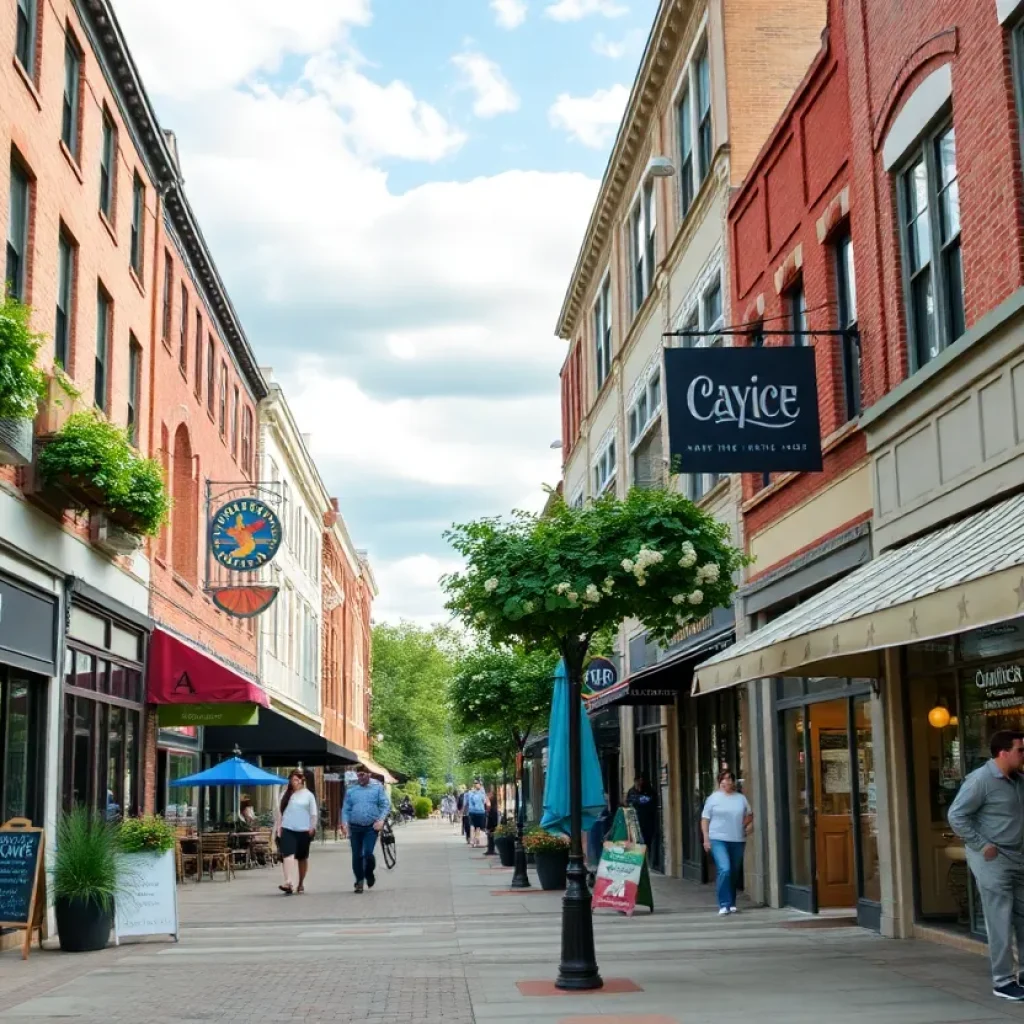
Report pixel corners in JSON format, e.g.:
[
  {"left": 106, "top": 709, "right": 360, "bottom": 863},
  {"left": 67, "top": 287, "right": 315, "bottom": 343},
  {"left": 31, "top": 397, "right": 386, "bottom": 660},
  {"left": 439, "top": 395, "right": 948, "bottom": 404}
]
[
  {"left": 475, "top": 610, "right": 487, "bottom": 622},
  {"left": 678, "top": 542, "right": 697, "bottom": 568},
  {"left": 523, "top": 600, "right": 535, "bottom": 614},
  {"left": 697, "top": 563, "right": 720, "bottom": 585},
  {"left": 602, "top": 577, "right": 615, "bottom": 594},
  {"left": 566, "top": 591, "right": 578, "bottom": 604},
  {"left": 621, "top": 558, "right": 634, "bottom": 573},
  {"left": 688, "top": 589, "right": 704, "bottom": 605},
  {"left": 555, "top": 582, "right": 571, "bottom": 595},
  {"left": 636, "top": 577, "right": 646, "bottom": 587},
  {"left": 584, "top": 584, "right": 601, "bottom": 603},
  {"left": 635, "top": 546, "right": 664, "bottom": 569},
  {"left": 676, "top": 614, "right": 688, "bottom": 627},
  {"left": 672, "top": 594, "right": 687, "bottom": 606},
  {"left": 484, "top": 577, "right": 499, "bottom": 593}
]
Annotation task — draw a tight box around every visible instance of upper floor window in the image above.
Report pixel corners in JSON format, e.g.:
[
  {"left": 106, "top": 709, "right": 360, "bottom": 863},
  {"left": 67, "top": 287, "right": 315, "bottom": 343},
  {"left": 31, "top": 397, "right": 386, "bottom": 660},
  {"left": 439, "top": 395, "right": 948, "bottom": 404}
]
[
  {"left": 630, "top": 180, "right": 656, "bottom": 314},
  {"left": 206, "top": 337, "right": 216, "bottom": 414},
  {"left": 95, "top": 287, "right": 111, "bottom": 412},
  {"left": 130, "top": 174, "right": 145, "bottom": 275},
  {"left": 594, "top": 275, "right": 612, "bottom": 389},
  {"left": 127, "top": 333, "right": 141, "bottom": 445},
  {"left": 788, "top": 280, "right": 807, "bottom": 346},
  {"left": 898, "top": 122, "right": 963, "bottom": 371},
  {"left": 194, "top": 312, "right": 203, "bottom": 396},
  {"left": 230, "top": 385, "right": 240, "bottom": 458},
  {"left": 593, "top": 436, "right": 617, "bottom": 494},
  {"left": 702, "top": 279, "right": 723, "bottom": 343},
  {"left": 628, "top": 368, "right": 662, "bottom": 448},
  {"left": 7, "top": 158, "right": 30, "bottom": 301},
  {"left": 99, "top": 112, "right": 116, "bottom": 219},
  {"left": 569, "top": 486, "right": 584, "bottom": 509},
  {"left": 241, "top": 406, "right": 254, "bottom": 476},
  {"left": 218, "top": 362, "right": 228, "bottom": 435},
  {"left": 62, "top": 36, "right": 82, "bottom": 159},
  {"left": 835, "top": 229, "right": 861, "bottom": 420},
  {"left": 179, "top": 284, "right": 188, "bottom": 371},
  {"left": 677, "top": 86, "right": 694, "bottom": 219},
  {"left": 161, "top": 251, "right": 173, "bottom": 343},
  {"left": 696, "top": 46, "right": 712, "bottom": 180},
  {"left": 15, "top": 0, "right": 37, "bottom": 79},
  {"left": 629, "top": 368, "right": 664, "bottom": 490},
  {"left": 55, "top": 227, "right": 76, "bottom": 367}
]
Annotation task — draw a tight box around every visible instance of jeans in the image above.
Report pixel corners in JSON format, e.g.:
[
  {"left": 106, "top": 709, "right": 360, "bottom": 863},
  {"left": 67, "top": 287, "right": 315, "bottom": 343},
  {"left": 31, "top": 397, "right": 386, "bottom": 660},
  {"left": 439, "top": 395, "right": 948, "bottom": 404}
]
[
  {"left": 967, "top": 847, "right": 1024, "bottom": 986},
  {"left": 710, "top": 839, "right": 745, "bottom": 909},
  {"left": 349, "top": 824, "right": 379, "bottom": 883}
]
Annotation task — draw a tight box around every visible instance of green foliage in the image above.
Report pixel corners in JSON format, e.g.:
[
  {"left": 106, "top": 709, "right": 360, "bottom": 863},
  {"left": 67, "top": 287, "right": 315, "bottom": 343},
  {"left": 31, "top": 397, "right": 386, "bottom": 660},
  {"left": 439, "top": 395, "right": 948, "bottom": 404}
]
[
  {"left": 37, "top": 412, "right": 170, "bottom": 535},
  {"left": 442, "top": 487, "right": 746, "bottom": 660},
  {"left": 493, "top": 821, "right": 516, "bottom": 839},
  {"left": 117, "top": 815, "right": 176, "bottom": 854},
  {"left": 458, "top": 729, "right": 513, "bottom": 772},
  {"left": 370, "top": 622, "right": 460, "bottom": 779},
  {"left": 0, "top": 297, "right": 47, "bottom": 420},
  {"left": 413, "top": 797, "right": 432, "bottom": 819},
  {"left": 51, "top": 807, "right": 120, "bottom": 911},
  {"left": 450, "top": 646, "right": 556, "bottom": 752},
  {"left": 523, "top": 828, "right": 571, "bottom": 853}
]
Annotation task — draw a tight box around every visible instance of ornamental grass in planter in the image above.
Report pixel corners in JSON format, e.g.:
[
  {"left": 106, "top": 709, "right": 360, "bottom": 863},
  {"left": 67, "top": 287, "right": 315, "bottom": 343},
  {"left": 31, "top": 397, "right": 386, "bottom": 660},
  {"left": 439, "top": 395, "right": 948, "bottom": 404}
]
[
  {"left": 37, "top": 412, "right": 170, "bottom": 536},
  {"left": 523, "top": 828, "right": 570, "bottom": 890},
  {"left": 51, "top": 807, "right": 120, "bottom": 953},
  {"left": 0, "top": 297, "right": 47, "bottom": 466}
]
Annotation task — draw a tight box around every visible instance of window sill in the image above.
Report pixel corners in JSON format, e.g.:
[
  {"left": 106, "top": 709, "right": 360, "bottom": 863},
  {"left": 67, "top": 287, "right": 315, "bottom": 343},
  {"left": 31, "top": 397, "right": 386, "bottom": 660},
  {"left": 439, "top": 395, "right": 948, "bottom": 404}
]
[
  {"left": 99, "top": 209, "right": 117, "bottom": 246},
  {"left": 59, "top": 140, "right": 84, "bottom": 184},
  {"left": 693, "top": 474, "right": 730, "bottom": 508},
  {"left": 129, "top": 266, "right": 145, "bottom": 298},
  {"left": 172, "top": 573, "right": 195, "bottom": 595},
  {"left": 13, "top": 57, "right": 42, "bottom": 111}
]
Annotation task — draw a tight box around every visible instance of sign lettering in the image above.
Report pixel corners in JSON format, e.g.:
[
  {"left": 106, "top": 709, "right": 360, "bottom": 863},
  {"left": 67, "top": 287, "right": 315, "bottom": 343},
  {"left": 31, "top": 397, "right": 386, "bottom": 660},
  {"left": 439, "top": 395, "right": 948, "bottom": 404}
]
[
  {"left": 209, "top": 498, "right": 283, "bottom": 573},
  {"left": 0, "top": 819, "right": 45, "bottom": 959}
]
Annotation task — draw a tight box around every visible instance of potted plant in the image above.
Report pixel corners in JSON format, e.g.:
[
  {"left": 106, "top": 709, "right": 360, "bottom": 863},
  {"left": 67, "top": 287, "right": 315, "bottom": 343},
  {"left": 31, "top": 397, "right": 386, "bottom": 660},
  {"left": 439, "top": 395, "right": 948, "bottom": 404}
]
[
  {"left": 493, "top": 821, "right": 516, "bottom": 867},
  {"left": 523, "top": 828, "right": 570, "bottom": 890},
  {"left": 0, "top": 297, "right": 47, "bottom": 466},
  {"left": 51, "top": 807, "right": 120, "bottom": 952},
  {"left": 115, "top": 816, "right": 176, "bottom": 938}
]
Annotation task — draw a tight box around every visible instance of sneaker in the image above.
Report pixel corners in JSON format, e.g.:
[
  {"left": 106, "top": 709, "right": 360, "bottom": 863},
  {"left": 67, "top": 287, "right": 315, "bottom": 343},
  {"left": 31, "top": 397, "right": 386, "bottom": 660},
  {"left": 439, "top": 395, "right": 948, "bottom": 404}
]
[
  {"left": 354, "top": 882, "right": 364, "bottom": 894},
  {"left": 993, "top": 982, "right": 1024, "bottom": 1001},
  {"left": 728, "top": 906, "right": 739, "bottom": 914},
  {"left": 718, "top": 907, "right": 730, "bottom": 916}
]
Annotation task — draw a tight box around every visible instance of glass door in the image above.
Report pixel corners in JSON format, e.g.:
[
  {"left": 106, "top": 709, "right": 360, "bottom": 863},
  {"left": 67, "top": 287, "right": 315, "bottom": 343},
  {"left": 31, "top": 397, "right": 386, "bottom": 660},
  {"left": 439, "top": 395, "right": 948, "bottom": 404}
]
[{"left": 781, "top": 705, "right": 816, "bottom": 912}]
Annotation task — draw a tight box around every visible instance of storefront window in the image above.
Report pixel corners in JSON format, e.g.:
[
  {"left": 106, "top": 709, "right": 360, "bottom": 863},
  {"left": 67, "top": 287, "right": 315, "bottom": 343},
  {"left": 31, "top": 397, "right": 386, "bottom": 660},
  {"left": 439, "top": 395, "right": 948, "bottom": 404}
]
[
  {"left": 1, "top": 670, "right": 45, "bottom": 824},
  {"left": 854, "top": 697, "right": 881, "bottom": 903},
  {"left": 783, "top": 707, "right": 812, "bottom": 888}
]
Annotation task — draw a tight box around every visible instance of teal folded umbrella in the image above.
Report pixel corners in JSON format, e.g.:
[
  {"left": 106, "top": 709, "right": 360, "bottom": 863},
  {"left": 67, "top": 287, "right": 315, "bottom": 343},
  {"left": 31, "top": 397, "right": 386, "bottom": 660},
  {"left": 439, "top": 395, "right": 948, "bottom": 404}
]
[{"left": 540, "top": 659, "right": 606, "bottom": 835}]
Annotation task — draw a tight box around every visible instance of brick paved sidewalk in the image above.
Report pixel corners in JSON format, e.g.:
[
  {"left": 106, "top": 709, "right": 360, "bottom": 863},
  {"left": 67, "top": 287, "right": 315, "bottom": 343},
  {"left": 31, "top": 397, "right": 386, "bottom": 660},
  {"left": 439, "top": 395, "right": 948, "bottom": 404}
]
[{"left": 1, "top": 819, "right": 1024, "bottom": 1023}]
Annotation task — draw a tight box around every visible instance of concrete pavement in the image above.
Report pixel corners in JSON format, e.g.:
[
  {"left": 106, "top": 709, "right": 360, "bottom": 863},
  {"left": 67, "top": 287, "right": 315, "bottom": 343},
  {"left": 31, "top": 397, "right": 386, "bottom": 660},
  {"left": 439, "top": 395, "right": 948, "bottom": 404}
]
[{"left": 1, "top": 819, "right": 1023, "bottom": 1022}]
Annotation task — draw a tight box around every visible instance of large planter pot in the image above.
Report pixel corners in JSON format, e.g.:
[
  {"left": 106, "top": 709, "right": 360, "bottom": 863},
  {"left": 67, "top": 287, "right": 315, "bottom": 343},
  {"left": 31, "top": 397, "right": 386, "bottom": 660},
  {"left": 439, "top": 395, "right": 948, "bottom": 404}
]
[
  {"left": 495, "top": 835, "right": 515, "bottom": 867},
  {"left": 55, "top": 896, "right": 113, "bottom": 952},
  {"left": 0, "top": 416, "right": 32, "bottom": 466},
  {"left": 533, "top": 849, "right": 569, "bottom": 891}
]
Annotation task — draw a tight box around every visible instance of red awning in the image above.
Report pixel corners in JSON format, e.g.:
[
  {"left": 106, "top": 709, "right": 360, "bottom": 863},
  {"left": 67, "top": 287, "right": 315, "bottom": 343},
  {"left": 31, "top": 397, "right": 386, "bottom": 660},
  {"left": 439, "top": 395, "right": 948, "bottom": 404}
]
[{"left": 147, "top": 628, "right": 268, "bottom": 707}]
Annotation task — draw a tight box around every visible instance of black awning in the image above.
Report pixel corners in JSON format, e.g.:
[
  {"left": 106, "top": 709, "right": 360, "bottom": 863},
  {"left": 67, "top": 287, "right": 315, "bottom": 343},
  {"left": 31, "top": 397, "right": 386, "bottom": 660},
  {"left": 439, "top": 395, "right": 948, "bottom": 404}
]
[
  {"left": 203, "top": 705, "right": 359, "bottom": 767},
  {"left": 584, "top": 627, "right": 735, "bottom": 713}
]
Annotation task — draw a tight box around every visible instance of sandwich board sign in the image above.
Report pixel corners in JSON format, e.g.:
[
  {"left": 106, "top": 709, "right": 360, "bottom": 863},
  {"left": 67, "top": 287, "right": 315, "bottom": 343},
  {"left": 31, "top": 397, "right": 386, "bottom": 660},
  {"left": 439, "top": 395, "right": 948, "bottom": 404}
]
[
  {"left": 591, "top": 807, "right": 653, "bottom": 915},
  {"left": 114, "top": 849, "right": 179, "bottom": 944},
  {"left": 0, "top": 818, "right": 46, "bottom": 959}
]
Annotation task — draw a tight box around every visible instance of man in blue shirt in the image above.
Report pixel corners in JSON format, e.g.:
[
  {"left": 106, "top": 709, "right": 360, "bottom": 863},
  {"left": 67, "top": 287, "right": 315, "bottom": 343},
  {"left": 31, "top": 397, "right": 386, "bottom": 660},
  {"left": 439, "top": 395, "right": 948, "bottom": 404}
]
[{"left": 341, "top": 765, "right": 392, "bottom": 893}]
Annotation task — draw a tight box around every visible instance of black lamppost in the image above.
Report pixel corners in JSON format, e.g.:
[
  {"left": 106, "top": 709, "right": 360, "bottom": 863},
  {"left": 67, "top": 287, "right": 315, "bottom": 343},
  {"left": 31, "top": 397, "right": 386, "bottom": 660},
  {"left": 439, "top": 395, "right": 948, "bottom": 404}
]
[
  {"left": 555, "top": 652, "right": 602, "bottom": 990},
  {"left": 510, "top": 749, "right": 530, "bottom": 888}
]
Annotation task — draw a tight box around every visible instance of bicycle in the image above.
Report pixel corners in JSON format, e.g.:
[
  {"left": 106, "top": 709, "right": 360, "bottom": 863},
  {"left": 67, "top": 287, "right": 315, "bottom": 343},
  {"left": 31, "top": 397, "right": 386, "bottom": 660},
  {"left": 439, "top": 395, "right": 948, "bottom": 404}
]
[{"left": 380, "top": 818, "right": 397, "bottom": 870}]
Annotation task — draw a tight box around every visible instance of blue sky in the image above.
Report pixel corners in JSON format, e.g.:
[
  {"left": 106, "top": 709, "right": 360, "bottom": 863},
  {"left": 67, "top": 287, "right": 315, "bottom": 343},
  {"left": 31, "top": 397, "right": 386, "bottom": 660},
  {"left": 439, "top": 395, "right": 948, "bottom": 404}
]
[{"left": 114, "top": 0, "right": 656, "bottom": 623}]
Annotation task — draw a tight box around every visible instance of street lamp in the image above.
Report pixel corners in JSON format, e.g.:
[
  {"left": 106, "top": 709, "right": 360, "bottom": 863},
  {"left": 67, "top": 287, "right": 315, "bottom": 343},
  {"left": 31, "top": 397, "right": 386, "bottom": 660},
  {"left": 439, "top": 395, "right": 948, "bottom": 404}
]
[
  {"left": 556, "top": 654, "right": 602, "bottom": 991},
  {"left": 510, "top": 747, "right": 531, "bottom": 889}
]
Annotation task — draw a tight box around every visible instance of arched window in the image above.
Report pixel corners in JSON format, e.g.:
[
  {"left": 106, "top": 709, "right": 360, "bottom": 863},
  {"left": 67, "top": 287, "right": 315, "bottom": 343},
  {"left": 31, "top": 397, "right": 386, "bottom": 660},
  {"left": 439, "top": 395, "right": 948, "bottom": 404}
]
[{"left": 171, "top": 424, "right": 198, "bottom": 584}]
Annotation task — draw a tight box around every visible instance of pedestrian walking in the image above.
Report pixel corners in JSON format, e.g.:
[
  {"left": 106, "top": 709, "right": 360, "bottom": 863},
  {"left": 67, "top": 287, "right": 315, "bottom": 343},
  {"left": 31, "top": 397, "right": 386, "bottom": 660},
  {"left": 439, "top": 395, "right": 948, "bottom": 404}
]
[
  {"left": 485, "top": 785, "right": 499, "bottom": 837},
  {"left": 464, "top": 780, "right": 488, "bottom": 848},
  {"left": 341, "top": 764, "right": 392, "bottom": 893},
  {"left": 275, "top": 769, "right": 318, "bottom": 895},
  {"left": 625, "top": 773, "right": 658, "bottom": 851},
  {"left": 459, "top": 787, "right": 472, "bottom": 844},
  {"left": 947, "top": 730, "right": 1024, "bottom": 1001},
  {"left": 701, "top": 769, "right": 753, "bottom": 915}
]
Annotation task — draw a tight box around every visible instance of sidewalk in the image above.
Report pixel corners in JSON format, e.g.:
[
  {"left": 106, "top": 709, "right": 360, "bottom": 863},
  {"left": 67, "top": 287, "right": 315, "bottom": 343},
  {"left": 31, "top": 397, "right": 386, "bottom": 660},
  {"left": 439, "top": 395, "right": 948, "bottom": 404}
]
[{"left": 0, "top": 819, "right": 1021, "bottom": 1023}]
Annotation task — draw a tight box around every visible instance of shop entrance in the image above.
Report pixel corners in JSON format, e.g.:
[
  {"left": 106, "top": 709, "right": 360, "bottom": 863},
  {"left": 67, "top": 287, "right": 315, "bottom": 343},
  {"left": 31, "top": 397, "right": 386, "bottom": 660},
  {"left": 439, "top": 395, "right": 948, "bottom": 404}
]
[{"left": 778, "top": 679, "right": 880, "bottom": 928}]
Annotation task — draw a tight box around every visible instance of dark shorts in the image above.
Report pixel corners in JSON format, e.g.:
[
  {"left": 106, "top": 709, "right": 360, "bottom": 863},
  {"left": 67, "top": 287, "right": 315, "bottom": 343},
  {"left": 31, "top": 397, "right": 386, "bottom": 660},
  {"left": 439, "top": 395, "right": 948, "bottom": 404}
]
[
  {"left": 469, "top": 812, "right": 486, "bottom": 829},
  {"left": 278, "top": 828, "right": 312, "bottom": 861}
]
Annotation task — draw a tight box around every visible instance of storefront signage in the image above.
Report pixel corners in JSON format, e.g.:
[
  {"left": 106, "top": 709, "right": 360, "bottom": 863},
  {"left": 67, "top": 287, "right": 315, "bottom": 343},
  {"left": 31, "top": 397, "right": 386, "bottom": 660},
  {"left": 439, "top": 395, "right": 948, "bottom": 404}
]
[
  {"left": 582, "top": 657, "right": 618, "bottom": 697},
  {"left": 592, "top": 842, "right": 646, "bottom": 916},
  {"left": 0, "top": 819, "right": 45, "bottom": 959},
  {"left": 114, "top": 850, "right": 178, "bottom": 944},
  {"left": 0, "top": 575, "right": 58, "bottom": 677},
  {"left": 157, "top": 703, "right": 260, "bottom": 727},
  {"left": 664, "top": 346, "right": 823, "bottom": 473},
  {"left": 209, "top": 498, "right": 283, "bottom": 572}
]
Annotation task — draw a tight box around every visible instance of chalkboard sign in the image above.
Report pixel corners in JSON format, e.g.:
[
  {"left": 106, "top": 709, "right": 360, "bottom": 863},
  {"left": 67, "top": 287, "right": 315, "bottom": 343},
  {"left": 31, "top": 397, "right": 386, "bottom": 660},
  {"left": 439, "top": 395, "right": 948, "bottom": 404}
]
[{"left": 0, "top": 818, "right": 46, "bottom": 959}]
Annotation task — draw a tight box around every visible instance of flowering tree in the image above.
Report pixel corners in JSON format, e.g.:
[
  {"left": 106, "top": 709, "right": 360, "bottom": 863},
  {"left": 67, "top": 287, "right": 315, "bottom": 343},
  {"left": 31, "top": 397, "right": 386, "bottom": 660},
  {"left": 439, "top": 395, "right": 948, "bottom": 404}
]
[{"left": 441, "top": 487, "right": 744, "bottom": 674}]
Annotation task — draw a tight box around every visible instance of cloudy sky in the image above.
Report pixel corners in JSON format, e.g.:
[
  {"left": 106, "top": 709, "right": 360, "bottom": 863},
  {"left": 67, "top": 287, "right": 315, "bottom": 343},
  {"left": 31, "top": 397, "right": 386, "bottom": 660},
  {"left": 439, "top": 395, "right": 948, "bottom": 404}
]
[{"left": 113, "top": 0, "right": 655, "bottom": 624}]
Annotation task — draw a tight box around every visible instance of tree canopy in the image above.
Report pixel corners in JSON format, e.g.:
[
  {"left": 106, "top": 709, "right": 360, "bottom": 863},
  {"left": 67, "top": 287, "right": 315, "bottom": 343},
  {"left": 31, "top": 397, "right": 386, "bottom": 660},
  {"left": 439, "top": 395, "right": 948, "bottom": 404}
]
[
  {"left": 369, "top": 621, "right": 461, "bottom": 780},
  {"left": 441, "top": 487, "right": 745, "bottom": 674}
]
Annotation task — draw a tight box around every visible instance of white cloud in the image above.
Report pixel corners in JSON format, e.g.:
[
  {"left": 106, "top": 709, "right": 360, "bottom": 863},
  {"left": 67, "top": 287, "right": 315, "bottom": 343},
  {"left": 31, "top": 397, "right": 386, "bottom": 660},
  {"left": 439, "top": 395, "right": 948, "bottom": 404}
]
[
  {"left": 451, "top": 51, "right": 520, "bottom": 118},
  {"left": 373, "top": 555, "right": 463, "bottom": 627},
  {"left": 592, "top": 28, "right": 646, "bottom": 59},
  {"left": 544, "top": 0, "right": 629, "bottom": 22},
  {"left": 490, "top": 0, "right": 528, "bottom": 29},
  {"left": 549, "top": 84, "right": 629, "bottom": 148},
  {"left": 113, "top": 0, "right": 371, "bottom": 98}
]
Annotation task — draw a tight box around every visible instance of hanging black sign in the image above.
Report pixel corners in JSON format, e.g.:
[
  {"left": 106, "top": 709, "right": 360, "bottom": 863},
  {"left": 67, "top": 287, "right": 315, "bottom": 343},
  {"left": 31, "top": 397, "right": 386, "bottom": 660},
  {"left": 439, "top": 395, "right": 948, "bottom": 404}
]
[{"left": 664, "top": 346, "right": 823, "bottom": 473}]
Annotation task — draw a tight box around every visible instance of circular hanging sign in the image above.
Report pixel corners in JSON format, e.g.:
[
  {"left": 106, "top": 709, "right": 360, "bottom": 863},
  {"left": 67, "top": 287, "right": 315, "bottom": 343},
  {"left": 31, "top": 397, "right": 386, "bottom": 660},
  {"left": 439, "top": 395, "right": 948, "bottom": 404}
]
[
  {"left": 209, "top": 498, "right": 283, "bottom": 572},
  {"left": 582, "top": 656, "right": 618, "bottom": 698}
]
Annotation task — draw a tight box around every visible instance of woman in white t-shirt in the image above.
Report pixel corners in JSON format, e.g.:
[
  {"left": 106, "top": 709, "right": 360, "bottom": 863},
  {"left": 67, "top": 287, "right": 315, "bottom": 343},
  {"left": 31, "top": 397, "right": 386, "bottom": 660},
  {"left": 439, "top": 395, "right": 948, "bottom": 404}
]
[
  {"left": 274, "top": 770, "right": 318, "bottom": 895},
  {"left": 701, "top": 769, "right": 753, "bottom": 915}
]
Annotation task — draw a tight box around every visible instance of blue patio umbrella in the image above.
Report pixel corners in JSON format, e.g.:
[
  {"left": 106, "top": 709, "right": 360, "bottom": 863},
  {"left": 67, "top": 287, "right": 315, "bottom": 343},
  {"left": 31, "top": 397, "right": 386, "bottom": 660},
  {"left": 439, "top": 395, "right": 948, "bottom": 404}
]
[
  {"left": 540, "top": 659, "right": 606, "bottom": 835},
  {"left": 169, "top": 756, "right": 287, "bottom": 787}
]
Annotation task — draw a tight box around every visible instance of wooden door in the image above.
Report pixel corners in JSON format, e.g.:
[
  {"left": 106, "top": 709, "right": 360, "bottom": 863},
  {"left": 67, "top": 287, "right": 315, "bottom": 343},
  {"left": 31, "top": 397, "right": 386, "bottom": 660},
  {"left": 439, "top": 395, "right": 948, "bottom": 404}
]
[{"left": 810, "top": 703, "right": 856, "bottom": 908}]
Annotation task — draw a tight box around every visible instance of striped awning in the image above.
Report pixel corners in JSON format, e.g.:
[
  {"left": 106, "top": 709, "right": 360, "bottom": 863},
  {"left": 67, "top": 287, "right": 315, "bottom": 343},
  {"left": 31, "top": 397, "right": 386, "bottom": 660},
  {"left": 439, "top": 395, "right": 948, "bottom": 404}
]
[{"left": 693, "top": 492, "right": 1024, "bottom": 694}]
